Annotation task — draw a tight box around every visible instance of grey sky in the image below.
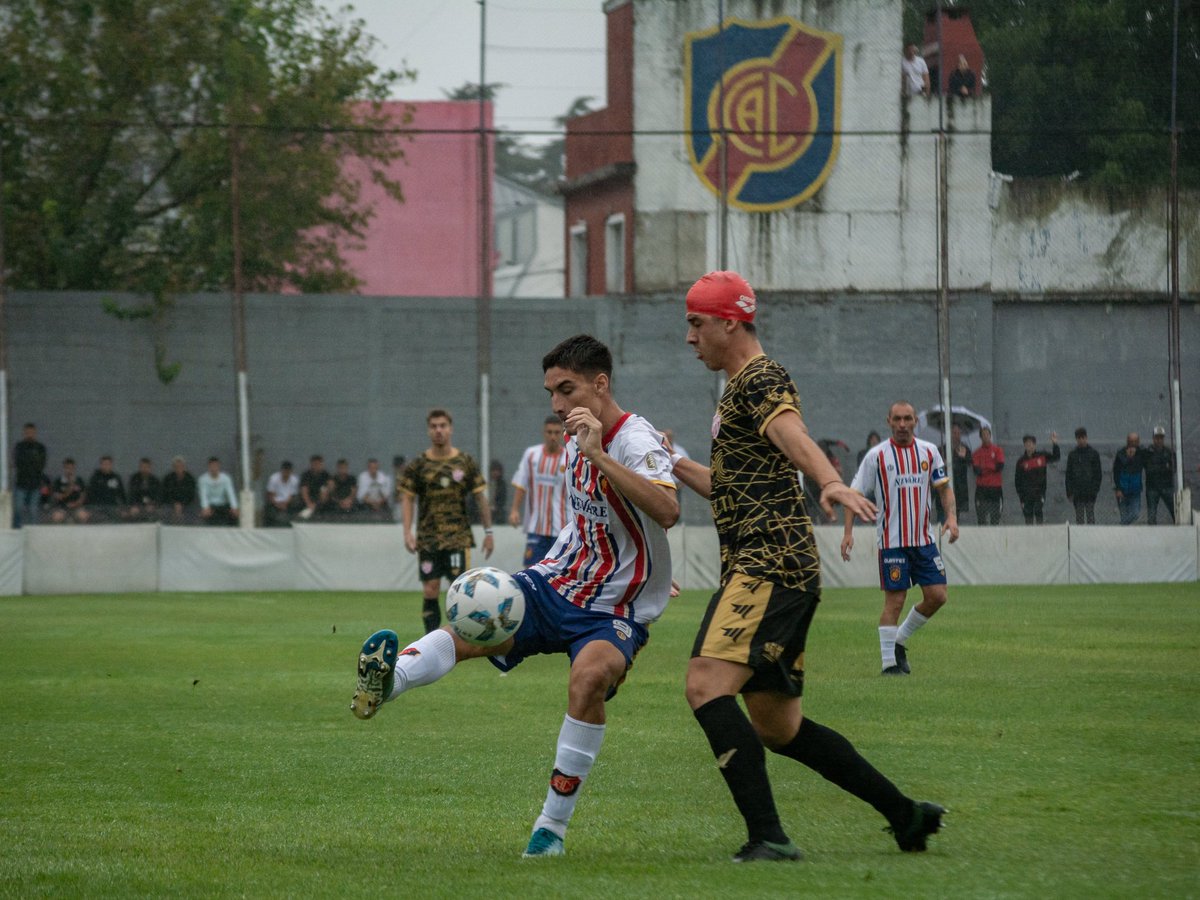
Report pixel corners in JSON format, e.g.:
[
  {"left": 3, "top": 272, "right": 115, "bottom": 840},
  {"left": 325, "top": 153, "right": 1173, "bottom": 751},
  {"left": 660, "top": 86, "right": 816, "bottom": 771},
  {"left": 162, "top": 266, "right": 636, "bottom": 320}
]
[{"left": 325, "top": 0, "right": 608, "bottom": 137}]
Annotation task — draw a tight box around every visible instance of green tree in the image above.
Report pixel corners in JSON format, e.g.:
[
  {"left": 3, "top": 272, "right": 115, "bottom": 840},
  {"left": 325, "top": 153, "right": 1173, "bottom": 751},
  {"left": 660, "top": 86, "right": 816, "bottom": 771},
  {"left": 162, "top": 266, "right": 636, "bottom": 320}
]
[
  {"left": 903, "top": 0, "right": 1198, "bottom": 187},
  {"left": 0, "top": 0, "right": 411, "bottom": 299},
  {"left": 443, "top": 82, "right": 593, "bottom": 194}
]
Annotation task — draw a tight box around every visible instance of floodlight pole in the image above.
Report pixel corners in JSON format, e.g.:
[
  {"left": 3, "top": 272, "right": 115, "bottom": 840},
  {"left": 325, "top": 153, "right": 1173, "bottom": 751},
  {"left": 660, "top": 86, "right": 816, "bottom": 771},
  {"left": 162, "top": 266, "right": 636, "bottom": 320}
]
[
  {"left": 0, "top": 137, "right": 10, "bottom": 529},
  {"left": 1167, "top": 0, "right": 1187, "bottom": 521},
  {"left": 717, "top": 0, "right": 728, "bottom": 270},
  {"left": 230, "top": 125, "right": 254, "bottom": 528},
  {"left": 934, "top": 4, "right": 953, "bottom": 508},
  {"left": 477, "top": 0, "right": 493, "bottom": 485}
]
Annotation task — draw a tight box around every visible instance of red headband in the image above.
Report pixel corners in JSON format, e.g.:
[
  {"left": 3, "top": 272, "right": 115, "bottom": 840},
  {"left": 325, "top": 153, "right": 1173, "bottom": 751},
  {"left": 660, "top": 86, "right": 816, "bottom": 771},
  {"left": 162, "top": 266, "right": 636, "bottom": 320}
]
[{"left": 686, "top": 270, "right": 757, "bottom": 322}]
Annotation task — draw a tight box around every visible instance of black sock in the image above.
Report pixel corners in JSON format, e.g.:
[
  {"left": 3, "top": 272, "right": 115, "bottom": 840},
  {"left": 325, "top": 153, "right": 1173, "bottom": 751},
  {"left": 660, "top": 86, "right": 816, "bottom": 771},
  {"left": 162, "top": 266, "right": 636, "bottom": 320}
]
[
  {"left": 693, "top": 696, "right": 789, "bottom": 844},
  {"left": 422, "top": 598, "right": 440, "bottom": 633},
  {"left": 774, "top": 718, "right": 911, "bottom": 828}
]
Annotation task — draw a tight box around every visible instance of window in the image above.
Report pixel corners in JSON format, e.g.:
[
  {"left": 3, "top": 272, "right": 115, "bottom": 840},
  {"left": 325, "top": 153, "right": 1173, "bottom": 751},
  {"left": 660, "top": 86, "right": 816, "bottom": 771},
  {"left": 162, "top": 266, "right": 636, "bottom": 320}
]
[
  {"left": 604, "top": 213, "right": 625, "bottom": 293},
  {"left": 569, "top": 223, "right": 588, "bottom": 297}
]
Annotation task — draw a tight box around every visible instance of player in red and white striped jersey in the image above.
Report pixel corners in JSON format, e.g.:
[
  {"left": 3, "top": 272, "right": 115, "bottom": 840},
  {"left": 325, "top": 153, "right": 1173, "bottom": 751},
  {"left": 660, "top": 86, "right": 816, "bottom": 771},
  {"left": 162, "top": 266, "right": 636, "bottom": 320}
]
[
  {"left": 509, "top": 416, "right": 569, "bottom": 566},
  {"left": 842, "top": 401, "right": 959, "bottom": 675}
]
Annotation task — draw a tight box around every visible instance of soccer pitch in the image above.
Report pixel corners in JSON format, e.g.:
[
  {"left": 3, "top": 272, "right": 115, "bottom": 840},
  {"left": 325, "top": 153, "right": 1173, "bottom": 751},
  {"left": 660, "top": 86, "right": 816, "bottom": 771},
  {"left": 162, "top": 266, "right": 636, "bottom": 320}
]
[{"left": 1, "top": 584, "right": 1196, "bottom": 898}]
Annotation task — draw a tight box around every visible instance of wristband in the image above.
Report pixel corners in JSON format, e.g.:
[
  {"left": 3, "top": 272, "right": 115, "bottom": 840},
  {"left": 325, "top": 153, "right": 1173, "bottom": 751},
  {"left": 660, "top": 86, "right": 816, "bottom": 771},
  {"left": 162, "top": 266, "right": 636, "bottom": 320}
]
[
  {"left": 484, "top": 528, "right": 493, "bottom": 535},
  {"left": 670, "top": 453, "right": 682, "bottom": 467}
]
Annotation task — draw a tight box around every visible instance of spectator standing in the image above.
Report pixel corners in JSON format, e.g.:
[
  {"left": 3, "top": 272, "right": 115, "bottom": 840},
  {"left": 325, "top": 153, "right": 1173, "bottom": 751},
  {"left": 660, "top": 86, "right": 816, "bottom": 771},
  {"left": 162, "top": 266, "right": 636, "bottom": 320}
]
[
  {"left": 127, "top": 458, "right": 163, "bottom": 521},
  {"left": 12, "top": 422, "right": 47, "bottom": 527},
  {"left": 327, "top": 459, "right": 358, "bottom": 516},
  {"left": 1113, "top": 433, "right": 1147, "bottom": 525},
  {"left": 971, "top": 426, "right": 1005, "bottom": 524},
  {"left": 509, "top": 416, "right": 568, "bottom": 567},
  {"left": 1064, "top": 428, "right": 1102, "bottom": 524},
  {"left": 902, "top": 43, "right": 930, "bottom": 98},
  {"left": 162, "top": 456, "right": 198, "bottom": 522},
  {"left": 86, "top": 456, "right": 127, "bottom": 522},
  {"left": 298, "top": 455, "right": 330, "bottom": 521},
  {"left": 264, "top": 461, "right": 301, "bottom": 527},
  {"left": 947, "top": 54, "right": 976, "bottom": 99},
  {"left": 857, "top": 430, "right": 882, "bottom": 467},
  {"left": 357, "top": 458, "right": 393, "bottom": 521},
  {"left": 936, "top": 423, "right": 971, "bottom": 524},
  {"left": 1144, "top": 426, "right": 1176, "bottom": 524},
  {"left": 1013, "top": 433, "right": 1060, "bottom": 525},
  {"left": 198, "top": 456, "right": 239, "bottom": 525},
  {"left": 488, "top": 460, "right": 507, "bottom": 526},
  {"left": 49, "top": 458, "right": 89, "bottom": 523}
]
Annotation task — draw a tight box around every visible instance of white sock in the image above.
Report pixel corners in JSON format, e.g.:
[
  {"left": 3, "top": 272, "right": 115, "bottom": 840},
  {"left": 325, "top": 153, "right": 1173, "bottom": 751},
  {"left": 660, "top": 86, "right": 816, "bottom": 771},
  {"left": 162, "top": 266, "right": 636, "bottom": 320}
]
[
  {"left": 897, "top": 608, "right": 930, "bottom": 646},
  {"left": 388, "top": 629, "right": 457, "bottom": 699},
  {"left": 879, "top": 625, "right": 898, "bottom": 668},
  {"left": 533, "top": 715, "right": 605, "bottom": 838}
]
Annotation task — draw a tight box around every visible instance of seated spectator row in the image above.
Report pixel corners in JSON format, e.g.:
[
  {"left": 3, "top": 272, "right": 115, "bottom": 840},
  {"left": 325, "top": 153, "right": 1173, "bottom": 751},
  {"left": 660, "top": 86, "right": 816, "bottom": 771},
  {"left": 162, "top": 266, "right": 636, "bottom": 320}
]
[{"left": 262, "top": 456, "right": 396, "bottom": 527}]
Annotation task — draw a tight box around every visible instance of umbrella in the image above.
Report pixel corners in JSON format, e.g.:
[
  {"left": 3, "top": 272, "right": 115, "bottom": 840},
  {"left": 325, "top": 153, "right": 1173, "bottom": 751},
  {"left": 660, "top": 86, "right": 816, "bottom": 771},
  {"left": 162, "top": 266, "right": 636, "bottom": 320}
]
[{"left": 916, "top": 405, "right": 992, "bottom": 453}]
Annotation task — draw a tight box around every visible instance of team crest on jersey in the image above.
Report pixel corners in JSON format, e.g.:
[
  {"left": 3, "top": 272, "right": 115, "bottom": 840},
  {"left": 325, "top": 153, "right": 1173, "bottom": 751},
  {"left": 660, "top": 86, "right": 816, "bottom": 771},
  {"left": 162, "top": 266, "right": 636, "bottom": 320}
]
[
  {"left": 645, "top": 452, "right": 658, "bottom": 472},
  {"left": 920, "top": 460, "right": 929, "bottom": 472},
  {"left": 684, "top": 16, "right": 843, "bottom": 211},
  {"left": 452, "top": 468, "right": 465, "bottom": 482},
  {"left": 711, "top": 412, "right": 721, "bottom": 438}
]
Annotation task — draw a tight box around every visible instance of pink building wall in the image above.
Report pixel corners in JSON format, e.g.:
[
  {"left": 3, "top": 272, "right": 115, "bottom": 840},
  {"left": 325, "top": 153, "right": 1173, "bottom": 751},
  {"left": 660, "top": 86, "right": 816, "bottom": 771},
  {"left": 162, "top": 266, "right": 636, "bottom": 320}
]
[{"left": 341, "top": 100, "right": 493, "bottom": 297}]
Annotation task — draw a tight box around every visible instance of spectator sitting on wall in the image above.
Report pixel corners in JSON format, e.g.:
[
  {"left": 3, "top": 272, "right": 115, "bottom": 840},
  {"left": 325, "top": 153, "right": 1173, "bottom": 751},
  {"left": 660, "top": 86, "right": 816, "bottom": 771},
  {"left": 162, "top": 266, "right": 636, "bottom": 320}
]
[
  {"left": 357, "top": 458, "right": 393, "bottom": 521},
  {"left": 902, "top": 43, "right": 930, "bottom": 98},
  {"left": 326, "top": 458, "right": 358, "bottom": 516},
  {"left": 86, "top": 455, "right": 128, "bottom": 522},
  {"left": 127, "top": 457, "right": 163, "bottom": 521},
  {"left": 264, "top": 460, "right": 302, "bottom": 527},
  {"left": 298, "top": 454, "right": 330, "bottom": 521},
  {"left": 49, "top": 457, "right": 89, "bottom": 524},
  {"left": 948, "top": 54, "right": 976, "bottom": 99},
  {"left": 12, "top": 422, "right": 47, "bottom": 528},
  {"left": 162, "top": 455, "right": 198, "bottom": 523},
  {"left": 199, "top": 456, "right": 239, "bottom": 526}
]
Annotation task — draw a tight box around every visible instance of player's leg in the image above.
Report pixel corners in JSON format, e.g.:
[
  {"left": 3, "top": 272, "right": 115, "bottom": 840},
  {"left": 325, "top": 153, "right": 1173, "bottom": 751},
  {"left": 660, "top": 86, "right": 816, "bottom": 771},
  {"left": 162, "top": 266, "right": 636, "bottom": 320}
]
[
  {"left": 351, "top": 625, "right": 502, "bottom": 720},
  {"left": 878, "top": 550, "right": 911, "bottom": 675},
  {"left": 525, "top": 639, "right": 627, "bottom": 856},
  {"left": 894, "top": 546, "right": 947, "bottom": 673},
  {"left": 748, "top": 691, "right": 944, "bottom": 852},
  {"left": 686, "top": 575, "right": 803, "bottom": 861}
]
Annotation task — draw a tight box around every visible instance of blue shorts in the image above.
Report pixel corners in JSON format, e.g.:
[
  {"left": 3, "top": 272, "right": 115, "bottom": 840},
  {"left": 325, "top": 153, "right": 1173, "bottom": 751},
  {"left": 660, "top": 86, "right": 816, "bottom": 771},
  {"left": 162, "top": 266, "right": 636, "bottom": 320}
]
[
  {"left": 488, "top": 569, "right": 649, "bottom": 676},
  {"left": 878, "top": 544, "right": 947, "bottom": 591},
  {"left": 522, "top": 534, "right": 557, "bottom": 567}
]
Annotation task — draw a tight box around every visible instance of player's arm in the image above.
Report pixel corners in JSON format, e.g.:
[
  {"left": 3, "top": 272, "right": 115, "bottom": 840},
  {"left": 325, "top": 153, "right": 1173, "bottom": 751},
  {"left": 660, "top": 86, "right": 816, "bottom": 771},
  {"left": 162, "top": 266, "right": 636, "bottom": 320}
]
[
  {"left": 934, "top": 479, "right": 959, "bottom": 543},
  {"left": 474, "top": 485, "right": 495, "bottom": 558},
  {"left": 671, "top": 455, "right": 712, "bottom": 499},
  {"left": 401, "top": 491, "right": 417, "bottom": 552},
  {"left": 840, "top": 452, "right": 874, "bottom": 561},
  {"left": 508, "top": 485, "right": 526, "bottom": 527},
  {"left": 567, "top": 407, "right": 678, "bottom": 529},
  {"left": 764, "top": 408, "right": 875, "bottom": 522}
]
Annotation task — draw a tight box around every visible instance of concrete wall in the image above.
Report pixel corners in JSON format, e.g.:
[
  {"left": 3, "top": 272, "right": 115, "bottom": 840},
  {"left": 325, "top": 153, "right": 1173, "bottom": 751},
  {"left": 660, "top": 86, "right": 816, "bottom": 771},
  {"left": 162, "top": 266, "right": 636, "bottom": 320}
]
[{"left": 8, "top": 290, "right": 1197, "bottom": 527}]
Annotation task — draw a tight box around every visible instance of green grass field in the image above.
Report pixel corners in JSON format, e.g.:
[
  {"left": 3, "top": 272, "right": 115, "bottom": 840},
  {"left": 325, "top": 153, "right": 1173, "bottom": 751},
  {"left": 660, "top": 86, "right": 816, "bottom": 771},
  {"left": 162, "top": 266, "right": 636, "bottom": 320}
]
[{"left": 1, "top": 584, "right": 1198, "bottom": 898}]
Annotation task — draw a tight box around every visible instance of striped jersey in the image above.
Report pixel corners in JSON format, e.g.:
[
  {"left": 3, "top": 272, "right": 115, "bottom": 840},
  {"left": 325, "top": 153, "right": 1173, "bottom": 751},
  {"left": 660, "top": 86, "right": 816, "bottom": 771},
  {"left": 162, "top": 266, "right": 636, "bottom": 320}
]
[
  {"left": 851, "top": 437, "right": 948, "bottom": 549},
  {"left": 511, "top": 443, "right": 568, "bottom": 537},
  {"left": 531, "top": 412, "right": 675, "bottom": 625}
]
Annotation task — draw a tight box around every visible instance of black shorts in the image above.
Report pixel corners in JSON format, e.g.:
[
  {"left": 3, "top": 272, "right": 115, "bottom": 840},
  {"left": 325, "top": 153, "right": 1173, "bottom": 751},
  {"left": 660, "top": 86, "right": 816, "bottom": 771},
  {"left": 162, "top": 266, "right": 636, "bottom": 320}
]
[
  {"left": 691, "top": 573, "right": 820, "bottom": 697},
  {"left": 418, "top": 548, "right": 470, "bottom": 583}
]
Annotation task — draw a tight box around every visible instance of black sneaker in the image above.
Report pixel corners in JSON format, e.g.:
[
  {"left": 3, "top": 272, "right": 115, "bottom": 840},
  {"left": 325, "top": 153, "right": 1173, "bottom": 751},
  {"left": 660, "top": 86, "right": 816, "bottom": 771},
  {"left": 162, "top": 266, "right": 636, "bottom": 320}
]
[
  {"left": 732, "top": 839, "right": 803, "bottom": 862},
  {"left": 888, "top": 801, "right": 946, "bottom": 852},
  {"left": 881, "top": 664, "right": 908, "bottom": 676},
  {"left": 894, "top": 643, "right": 911, "bottom": 674}
]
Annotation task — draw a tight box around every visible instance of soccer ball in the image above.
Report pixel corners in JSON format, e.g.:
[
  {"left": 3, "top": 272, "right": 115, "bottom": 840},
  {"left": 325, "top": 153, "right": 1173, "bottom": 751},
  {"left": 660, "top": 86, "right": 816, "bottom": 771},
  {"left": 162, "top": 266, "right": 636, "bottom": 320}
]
[{"left": 445, "top": 567, "right": 525, "bottom": 647}]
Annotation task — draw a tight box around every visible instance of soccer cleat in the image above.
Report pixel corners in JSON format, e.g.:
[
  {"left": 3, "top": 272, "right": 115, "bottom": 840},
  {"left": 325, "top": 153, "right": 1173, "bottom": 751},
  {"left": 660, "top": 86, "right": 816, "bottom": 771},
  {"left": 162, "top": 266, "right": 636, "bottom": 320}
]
[
  {"left": 522, "top": 827, "right": 565, "bottom": 858},
  {"left": 888, "top": 801, "right": 946, "bottom": 852},
  {"left": 881, "top": 664, "right": 908, "bottom": 676},
  {"left": 351, "top": 629, "right": 398, "bottom": 720},
  {"left": 732, "top": 839, "right": 803, "bottom": 862},
  {"left": 894, "top": 643, "right": 911, "bottom": 674}
]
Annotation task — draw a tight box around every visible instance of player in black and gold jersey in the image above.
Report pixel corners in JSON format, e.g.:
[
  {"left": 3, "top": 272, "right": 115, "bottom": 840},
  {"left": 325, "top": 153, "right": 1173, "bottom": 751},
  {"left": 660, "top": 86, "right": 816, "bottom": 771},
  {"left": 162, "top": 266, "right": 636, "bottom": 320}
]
[
  {"left": 400, "top": 408, "right": 494, "bottom": 633},
  {"left": 671, "top": 271, "right": 945, "bottom": 862}
]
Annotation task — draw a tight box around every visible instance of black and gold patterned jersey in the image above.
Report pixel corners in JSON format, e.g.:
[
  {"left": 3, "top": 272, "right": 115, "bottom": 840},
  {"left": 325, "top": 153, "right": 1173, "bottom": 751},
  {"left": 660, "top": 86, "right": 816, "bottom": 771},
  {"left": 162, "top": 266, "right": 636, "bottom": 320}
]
[
  {"left": 710, "top": 354, "right": 820, "bottom": 591},
  {"left": 399, "top": 451, "right": 486, "bottom": 552}
]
